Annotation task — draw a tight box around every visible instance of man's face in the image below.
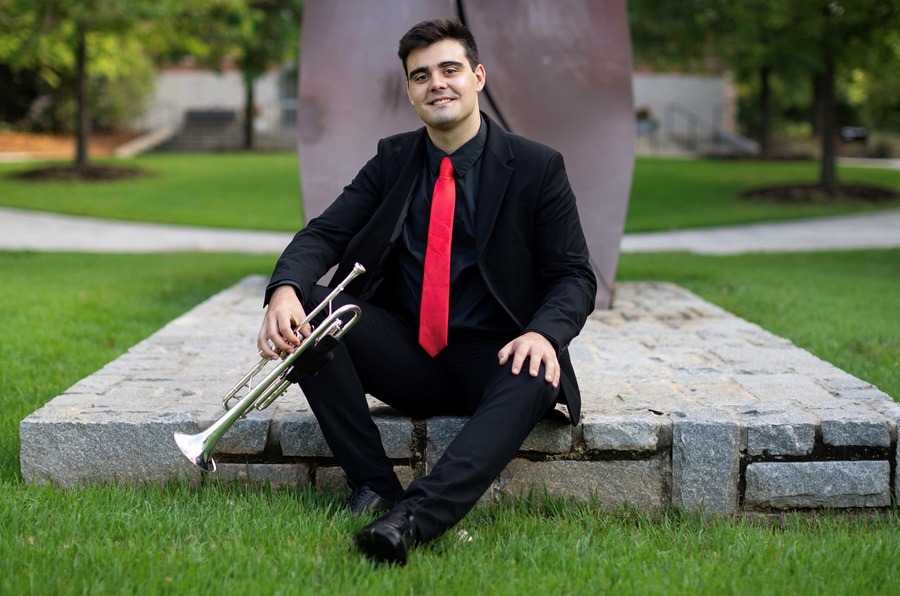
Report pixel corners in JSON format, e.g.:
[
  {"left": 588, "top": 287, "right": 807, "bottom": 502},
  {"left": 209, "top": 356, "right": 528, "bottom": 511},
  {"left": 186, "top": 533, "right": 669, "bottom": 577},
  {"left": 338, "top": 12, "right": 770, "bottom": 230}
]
[{"left": 405, "top": 39, "right": 485, "bottom": 132}]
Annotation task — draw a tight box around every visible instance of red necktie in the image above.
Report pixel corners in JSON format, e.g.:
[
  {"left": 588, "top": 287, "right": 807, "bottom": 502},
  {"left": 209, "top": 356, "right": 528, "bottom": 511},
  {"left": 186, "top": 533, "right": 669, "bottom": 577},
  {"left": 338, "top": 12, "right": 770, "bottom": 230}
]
[{"left": 419, "top": 156, "right": 455, "bottom": 356}]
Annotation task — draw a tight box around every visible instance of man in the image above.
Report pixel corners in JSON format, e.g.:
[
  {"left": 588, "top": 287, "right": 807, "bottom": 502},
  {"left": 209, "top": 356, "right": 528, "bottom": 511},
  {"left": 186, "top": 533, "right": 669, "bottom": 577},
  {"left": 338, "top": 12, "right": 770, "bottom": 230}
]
[{"left": 258, "top": 18, "right": 596, "bottom": 565}]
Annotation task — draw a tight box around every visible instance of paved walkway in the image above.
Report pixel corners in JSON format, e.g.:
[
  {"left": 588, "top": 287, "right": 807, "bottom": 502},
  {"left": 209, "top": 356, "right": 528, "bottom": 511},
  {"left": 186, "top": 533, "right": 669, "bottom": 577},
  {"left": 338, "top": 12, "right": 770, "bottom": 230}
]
[{"left": 1, "top": 205, "right": 898, "bottom": 254}]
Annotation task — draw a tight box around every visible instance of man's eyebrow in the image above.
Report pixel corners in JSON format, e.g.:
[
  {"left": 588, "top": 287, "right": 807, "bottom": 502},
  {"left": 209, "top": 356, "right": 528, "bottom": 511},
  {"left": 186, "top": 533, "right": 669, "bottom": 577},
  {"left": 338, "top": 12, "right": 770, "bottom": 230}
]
[{"left": 407, "top": 61, "right": 466, "bottom": 80}]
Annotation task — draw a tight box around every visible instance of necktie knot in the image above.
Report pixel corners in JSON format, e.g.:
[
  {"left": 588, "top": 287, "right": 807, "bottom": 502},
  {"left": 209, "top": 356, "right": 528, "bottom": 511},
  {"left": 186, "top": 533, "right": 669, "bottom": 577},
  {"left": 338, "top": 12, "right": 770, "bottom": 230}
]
[{"left": 439, "top": 156, "right": 454, "bottom": 179}]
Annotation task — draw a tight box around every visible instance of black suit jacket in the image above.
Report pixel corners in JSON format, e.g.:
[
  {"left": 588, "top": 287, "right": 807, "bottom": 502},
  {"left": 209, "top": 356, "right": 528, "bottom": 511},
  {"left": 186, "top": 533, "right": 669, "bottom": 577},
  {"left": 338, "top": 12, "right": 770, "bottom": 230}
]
[{"left": 268, "top": 114, "right": 596, "bottom": 424}]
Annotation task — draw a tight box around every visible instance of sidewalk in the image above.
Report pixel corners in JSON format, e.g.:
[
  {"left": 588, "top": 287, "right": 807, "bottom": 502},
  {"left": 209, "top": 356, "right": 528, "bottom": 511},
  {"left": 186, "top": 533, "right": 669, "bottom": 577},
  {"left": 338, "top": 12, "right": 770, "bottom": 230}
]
[
  {"left": 621, "top": 208, "right": 900, "bottom": 254},
  {"left": 1, "top": 205, "right": 898, "bottom": 254}
]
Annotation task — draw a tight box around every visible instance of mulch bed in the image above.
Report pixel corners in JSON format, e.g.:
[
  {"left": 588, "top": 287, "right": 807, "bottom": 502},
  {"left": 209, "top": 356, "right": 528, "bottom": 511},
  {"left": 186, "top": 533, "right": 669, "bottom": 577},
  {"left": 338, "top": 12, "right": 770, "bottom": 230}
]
[
  {"left": 739, "top": 184, "right": 898, "bottom": 204},
  {"left": 11, "top": 164, "right": 151, "bottom": 182}
]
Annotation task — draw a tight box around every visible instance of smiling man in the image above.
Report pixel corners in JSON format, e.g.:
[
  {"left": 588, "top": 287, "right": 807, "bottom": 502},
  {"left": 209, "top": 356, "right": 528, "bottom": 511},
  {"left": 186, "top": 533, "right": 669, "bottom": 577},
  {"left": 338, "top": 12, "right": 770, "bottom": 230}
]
[{"left": 259, "top": 18, "right": 596, "bottom": 565}]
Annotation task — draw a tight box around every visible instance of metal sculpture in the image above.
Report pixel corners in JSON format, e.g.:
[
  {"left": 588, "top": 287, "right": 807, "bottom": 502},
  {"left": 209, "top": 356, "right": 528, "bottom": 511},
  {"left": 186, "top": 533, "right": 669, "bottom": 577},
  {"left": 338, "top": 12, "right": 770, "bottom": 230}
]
[{"left": 297, "top": 0, "right": 634, "bottom": 307}]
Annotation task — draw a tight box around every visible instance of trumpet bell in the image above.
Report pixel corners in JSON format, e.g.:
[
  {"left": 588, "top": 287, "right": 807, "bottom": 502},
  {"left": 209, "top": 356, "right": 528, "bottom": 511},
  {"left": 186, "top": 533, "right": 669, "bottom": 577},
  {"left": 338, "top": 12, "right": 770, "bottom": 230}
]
[{"left": 173, "top": 430, "right": 217, "bottom": 472}]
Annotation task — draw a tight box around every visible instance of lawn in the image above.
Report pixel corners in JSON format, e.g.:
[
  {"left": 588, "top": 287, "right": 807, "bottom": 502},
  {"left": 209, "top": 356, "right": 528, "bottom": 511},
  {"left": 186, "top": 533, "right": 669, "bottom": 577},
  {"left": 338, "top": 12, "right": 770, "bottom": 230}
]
[
  {"left": 0, "top": 153, "right": 305, "bottom": 231},
  {"left": 1, "top": 153, "right": 897, "bottom": 592},
  {"left": 2, "top": 250, "right": 898, "bottom": 592},
  {"left": 0, "top": 154, "right": 897, "bottom": 232}
]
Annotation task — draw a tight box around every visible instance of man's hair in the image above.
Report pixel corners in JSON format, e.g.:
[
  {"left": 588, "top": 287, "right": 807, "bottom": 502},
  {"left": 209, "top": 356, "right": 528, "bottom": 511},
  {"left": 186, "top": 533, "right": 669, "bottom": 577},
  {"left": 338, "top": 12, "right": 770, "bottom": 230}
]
[{"left": 397, "top": 18, "right": 479, "bottom": 75}]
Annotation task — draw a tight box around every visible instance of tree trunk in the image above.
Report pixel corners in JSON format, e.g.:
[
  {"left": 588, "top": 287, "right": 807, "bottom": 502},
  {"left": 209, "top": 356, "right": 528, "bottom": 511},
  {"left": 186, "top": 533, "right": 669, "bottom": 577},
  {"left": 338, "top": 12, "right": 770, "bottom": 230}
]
[
  {"left": 243, "top": 75, "right": 255, "bottom": 150},
  {"left": 818, "top": 53, "right": 836, "bottom": 190},
  {"left": 758, "top": 65, "right": 771, "bottom": 155},
  {"left": 811, "top": 72, "right": 824, "bottom": 136},
  {"left": 74, "top": 24, "right": 90, "bottom": 168}
]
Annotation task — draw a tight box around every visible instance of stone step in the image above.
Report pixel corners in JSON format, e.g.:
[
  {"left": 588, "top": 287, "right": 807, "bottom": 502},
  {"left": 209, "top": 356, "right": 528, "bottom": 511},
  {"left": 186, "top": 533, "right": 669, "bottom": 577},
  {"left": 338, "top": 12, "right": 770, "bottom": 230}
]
[{"left": 20, "top": 278, "right": 899, "bottom": 513}]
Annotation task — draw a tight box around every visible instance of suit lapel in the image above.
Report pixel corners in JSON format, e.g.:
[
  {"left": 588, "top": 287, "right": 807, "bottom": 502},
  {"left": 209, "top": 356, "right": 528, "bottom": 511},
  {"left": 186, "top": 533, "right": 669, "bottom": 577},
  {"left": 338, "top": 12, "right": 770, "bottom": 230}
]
[
  {"left": 385, "top": 129, "right": 426, "bottom": 242},
  {"left": 475, "top": 116, "right": 514, "bottom": 256}
]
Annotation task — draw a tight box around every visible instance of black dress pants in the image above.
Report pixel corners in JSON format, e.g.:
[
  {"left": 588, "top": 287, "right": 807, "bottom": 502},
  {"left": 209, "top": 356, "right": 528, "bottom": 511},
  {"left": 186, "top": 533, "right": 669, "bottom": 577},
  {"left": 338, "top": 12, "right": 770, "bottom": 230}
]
[{"left": 297, "top": 285, "right": 559, "bottom": 542}]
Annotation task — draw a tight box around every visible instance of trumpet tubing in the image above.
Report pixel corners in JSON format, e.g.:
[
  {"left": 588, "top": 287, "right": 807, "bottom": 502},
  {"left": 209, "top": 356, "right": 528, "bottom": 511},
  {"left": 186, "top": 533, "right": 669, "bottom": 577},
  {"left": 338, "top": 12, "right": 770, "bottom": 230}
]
[{"left": 173, "top": 263, "right": 366, "bottom": 472}]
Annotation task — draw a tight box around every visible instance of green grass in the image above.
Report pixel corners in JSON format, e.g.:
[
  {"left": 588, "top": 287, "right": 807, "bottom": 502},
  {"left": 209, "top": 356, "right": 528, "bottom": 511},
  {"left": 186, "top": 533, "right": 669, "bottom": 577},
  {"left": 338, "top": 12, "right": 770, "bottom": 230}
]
[
  {"left": 0, "top": 153, "right": 304, "bottom": 230},
  {"left": 3, "top": 483, "right": 898, "bottom": 594},
  {"left": 0, "top": 154, "right": 897, "bottom": 232},
  {"left": 1, "top": 250, "right": 897, "bottom": 592},
  {"left": 626, "top": 157, "right": 900, "bottom": 232}
]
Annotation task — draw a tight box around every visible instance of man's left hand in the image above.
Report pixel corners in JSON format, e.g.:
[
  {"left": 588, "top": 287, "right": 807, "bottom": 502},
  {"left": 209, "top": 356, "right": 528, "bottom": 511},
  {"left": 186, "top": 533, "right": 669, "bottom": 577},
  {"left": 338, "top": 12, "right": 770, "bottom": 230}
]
[{"left": 498, "top": 332, "right": 559, "bottom": 388}]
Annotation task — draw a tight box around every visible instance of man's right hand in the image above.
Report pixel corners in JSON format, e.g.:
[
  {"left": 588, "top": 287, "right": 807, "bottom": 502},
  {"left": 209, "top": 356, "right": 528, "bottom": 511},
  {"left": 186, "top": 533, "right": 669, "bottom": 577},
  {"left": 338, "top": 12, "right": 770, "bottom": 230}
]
[{"left": 257, "top": 285, "right": 312, "bottom": 360}]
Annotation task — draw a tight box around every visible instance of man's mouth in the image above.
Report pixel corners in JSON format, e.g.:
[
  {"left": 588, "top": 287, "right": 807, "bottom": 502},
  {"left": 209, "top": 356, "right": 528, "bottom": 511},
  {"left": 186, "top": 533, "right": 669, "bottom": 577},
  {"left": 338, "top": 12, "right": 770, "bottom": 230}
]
[{"left": 429, "top": 97, "right": 455, "bottom": 106}]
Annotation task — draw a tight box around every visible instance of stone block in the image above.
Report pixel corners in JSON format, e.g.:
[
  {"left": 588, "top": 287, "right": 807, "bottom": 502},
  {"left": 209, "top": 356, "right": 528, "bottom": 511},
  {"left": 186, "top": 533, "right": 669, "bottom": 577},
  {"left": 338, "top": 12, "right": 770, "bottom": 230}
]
[
  {"left": 208, "top": 414, "right": 271, "bottom": 455},
  {"left": 679, "top": 382, "right": 758, "bottom": 407},
  {"left": 423, "top": 415, "right": 573, "bottom": 472},
  {"left": 314, "top": 466, "right": 415, "bottom": 496},
  {"left": 424, "top": 417, "right": 468, "bottom": 473},
  {"left": 494, "top": 456, "right": 668, "bottom": 510},
  {"left": 734, "top": 373, "right": 842, "bottom": 408},
  {"left": 671, "top": 410, "right": 741, "bottom": 514},
  {"left": 738, "top": 407, "right": 816, "bottom": 456},
  {"left": 582, "top": 412, "right": 671, "bottom": 451},
  {"left": 819, "top": 410, "right": 892, "bottom": 448},
  {"left": 20, "top": 412, "right": 201, "bottom": 487},
  {"left": 279, "top": 412, "right": 332, "bottom": 457},
  {"left": 211, "top": 463, "right": 309, "bottom": 488},
  {"left": 745, "top": 461, "right": 891, "bottom": 509},
  {"left": 280, "top": 411, "right": 413, "bottom": 459},
  {"left": 520, "top": 418, "right": 574, "bottom": 453}
]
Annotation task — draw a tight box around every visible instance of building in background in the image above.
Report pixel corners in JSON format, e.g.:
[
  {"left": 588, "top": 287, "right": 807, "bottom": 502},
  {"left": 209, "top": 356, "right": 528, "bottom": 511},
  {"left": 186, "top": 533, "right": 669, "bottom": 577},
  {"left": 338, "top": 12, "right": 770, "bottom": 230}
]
[{"left": 135, "top": 63, "right": 751, "bottom": 156}]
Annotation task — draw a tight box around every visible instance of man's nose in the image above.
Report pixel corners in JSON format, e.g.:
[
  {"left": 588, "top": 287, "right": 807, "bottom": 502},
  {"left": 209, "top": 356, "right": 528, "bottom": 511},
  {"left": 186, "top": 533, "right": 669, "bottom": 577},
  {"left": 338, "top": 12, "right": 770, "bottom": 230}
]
[{"left": 430, "top": 74, "right": 448, "bottom": 91}]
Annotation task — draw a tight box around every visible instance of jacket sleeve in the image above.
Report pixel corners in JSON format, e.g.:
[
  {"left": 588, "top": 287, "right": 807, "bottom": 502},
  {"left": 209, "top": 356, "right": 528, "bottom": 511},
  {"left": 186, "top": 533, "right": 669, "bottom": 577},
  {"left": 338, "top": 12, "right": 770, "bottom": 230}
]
[
  {"left": 522, "top": 151, "right": 597, "bottom": 352},
  {"left": 265, "top": 140, "right": 387, "bottom": 304}
]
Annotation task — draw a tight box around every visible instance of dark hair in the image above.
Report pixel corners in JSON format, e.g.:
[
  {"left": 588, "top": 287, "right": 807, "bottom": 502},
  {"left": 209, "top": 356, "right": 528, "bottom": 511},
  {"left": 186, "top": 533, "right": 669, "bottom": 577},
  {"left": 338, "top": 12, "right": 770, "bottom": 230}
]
[{"left": 397, "top": 18, "right": 479, "bottom": 75}]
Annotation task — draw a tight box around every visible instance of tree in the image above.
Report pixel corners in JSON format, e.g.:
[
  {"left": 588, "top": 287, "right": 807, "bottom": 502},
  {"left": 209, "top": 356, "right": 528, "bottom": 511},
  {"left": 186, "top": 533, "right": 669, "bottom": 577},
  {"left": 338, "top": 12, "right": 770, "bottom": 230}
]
[
  {"left": 162, "top": 0, "right": 303, "bottom": 149},
  {"left": 629, "top": 0, "right": 898, "bottom": 190},
  {"left": 794, "top": 1, "right": 896, "bottom": 188},
  {"left": 0, "top": 0, "right": 173, "bottom": 168},
  {"left": 236, "top": 1, "right": 302, "bottom": 149}
]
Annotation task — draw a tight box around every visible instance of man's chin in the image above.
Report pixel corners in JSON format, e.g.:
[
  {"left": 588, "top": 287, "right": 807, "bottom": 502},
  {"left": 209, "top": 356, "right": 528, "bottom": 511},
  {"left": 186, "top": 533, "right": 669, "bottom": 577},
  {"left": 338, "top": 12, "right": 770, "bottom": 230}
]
[{"left": 423, "top": 114, "right": 459, "bottom": 129}]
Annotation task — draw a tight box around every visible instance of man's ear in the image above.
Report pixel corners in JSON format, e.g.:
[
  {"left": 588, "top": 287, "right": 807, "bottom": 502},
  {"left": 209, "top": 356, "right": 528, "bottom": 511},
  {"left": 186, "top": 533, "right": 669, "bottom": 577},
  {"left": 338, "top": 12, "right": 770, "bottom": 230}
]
[{"left": 475, "top": 64, "right": 486, "bottom": 92}]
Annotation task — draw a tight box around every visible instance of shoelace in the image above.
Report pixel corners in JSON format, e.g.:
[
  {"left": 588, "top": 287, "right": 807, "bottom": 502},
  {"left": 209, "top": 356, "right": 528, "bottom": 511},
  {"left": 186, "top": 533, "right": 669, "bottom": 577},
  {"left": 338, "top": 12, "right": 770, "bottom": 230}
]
[{"left": 348, "top": 487, "right": 376, "bottom": 509}]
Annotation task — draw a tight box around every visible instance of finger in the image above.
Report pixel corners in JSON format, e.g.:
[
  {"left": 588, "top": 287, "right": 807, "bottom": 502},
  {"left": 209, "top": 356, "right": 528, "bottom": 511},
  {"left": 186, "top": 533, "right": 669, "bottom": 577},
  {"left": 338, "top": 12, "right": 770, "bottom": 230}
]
[
  {"left": 265, "top": 320, "right": 296, "bottom": 355},
  {"left": 527, "top": 348, "right": 548, "bottom": 378},
  {"left": 258, "top": 329, "right": 279, "bottom": 359},
  {"left": 543, "top": 353, "right": 560, "bottom": 387},
  {"left": 278, "top": 318, "right": 303, "bottom": 347},
  {"left": 296, "top": 320, "right": 312, "bottom": 339},
  {"left": 510, "top": 343, "right": 530, "bottom": 375},
  {"left": 497, "top": 341, "right": 514, "bottom": 365}
]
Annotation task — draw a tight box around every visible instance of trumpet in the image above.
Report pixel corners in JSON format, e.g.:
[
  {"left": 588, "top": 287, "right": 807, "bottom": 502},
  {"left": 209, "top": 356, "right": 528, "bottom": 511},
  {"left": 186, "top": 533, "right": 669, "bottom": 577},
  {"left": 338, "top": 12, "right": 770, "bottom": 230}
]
[{"left": 174, "top": 263, "right": 366, "bottom": 472}]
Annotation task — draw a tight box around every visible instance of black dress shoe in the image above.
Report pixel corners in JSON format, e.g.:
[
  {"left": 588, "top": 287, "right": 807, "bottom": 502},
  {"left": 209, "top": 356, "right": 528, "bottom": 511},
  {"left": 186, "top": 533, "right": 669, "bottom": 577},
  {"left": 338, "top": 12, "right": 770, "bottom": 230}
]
[
  {"left": 354, "top": 509, "right": 418, "bottom": 565},
  {"left": 345, "top": 485, "right": 395, "bottom": 517}
]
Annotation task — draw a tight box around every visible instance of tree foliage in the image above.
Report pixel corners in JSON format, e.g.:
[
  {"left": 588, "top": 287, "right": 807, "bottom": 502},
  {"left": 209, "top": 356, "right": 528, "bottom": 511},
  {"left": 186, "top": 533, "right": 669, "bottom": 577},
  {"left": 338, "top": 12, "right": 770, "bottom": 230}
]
[
  {"left": 0, "top": 0, "right": 175, "bottom": 166},
  {"left": 159, "top": 0, "right": 303, "bottom": 149},
  {"left": 629, "top": 0, "right": 898, "bottom": 187},
  {"left": 0, "top": 0, "right": 303, "bottom": 164}
]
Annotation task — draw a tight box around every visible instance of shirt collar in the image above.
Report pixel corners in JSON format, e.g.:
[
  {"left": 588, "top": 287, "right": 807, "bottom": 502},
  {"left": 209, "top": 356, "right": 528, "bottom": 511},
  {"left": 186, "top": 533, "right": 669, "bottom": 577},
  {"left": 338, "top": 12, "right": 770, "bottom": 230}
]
[{"left": 425, "top": 115, "right": 487, "bottom": 178}]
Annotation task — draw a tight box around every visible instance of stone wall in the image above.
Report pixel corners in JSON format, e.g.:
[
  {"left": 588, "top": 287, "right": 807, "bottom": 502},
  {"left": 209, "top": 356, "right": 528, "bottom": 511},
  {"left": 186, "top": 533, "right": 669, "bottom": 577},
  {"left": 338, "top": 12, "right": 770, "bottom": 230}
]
[{"left": 20, "top": 277, "right": 899, "bottom": 513}]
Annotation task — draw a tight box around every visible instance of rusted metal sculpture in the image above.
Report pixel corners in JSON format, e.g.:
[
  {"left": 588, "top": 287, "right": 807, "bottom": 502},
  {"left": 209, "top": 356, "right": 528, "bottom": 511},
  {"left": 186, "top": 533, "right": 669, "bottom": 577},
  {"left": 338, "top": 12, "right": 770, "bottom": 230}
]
[{"left": 297, "top": 0, "right": 634, "bottom": 307}]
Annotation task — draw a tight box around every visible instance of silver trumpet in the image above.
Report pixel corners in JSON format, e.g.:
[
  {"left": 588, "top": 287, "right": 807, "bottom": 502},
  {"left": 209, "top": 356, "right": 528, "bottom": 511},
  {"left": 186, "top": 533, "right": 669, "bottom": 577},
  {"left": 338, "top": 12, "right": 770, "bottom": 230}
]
[{"left": 174, "top": 263, "right": 366, "bottom": 472}]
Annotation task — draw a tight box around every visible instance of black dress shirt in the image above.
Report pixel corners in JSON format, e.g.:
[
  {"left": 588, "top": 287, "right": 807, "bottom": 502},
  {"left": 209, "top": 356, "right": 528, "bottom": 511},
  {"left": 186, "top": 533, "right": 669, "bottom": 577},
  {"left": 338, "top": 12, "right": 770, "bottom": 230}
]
[{"left": 391, "top": 118, "right": 516, "bottom": 334}]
